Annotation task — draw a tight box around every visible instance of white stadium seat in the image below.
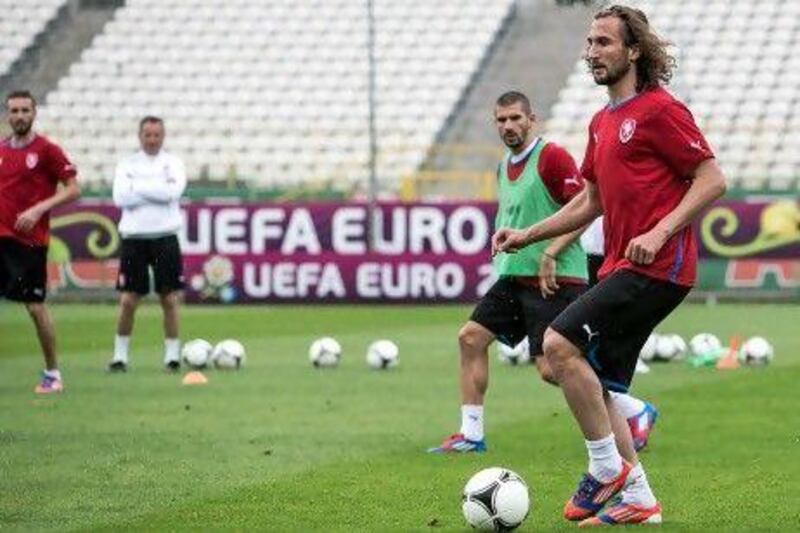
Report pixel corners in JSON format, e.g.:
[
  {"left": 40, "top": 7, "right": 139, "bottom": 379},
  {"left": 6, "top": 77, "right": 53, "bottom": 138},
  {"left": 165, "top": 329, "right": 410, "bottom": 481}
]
[{"left": 0, "top": 1, "right": 66, "bottom": 75}]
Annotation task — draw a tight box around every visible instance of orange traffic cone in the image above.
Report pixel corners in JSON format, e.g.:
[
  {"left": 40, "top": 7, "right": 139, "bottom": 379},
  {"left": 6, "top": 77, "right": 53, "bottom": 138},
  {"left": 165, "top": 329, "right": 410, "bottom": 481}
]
[{"left": 716, "top": 336, "right": 742, "bottom": 370}]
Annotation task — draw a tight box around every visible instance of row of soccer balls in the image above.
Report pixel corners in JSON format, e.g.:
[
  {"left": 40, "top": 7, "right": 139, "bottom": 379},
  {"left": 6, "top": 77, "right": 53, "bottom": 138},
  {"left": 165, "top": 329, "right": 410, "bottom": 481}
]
[
  {"left": 497, "top": 333, "right": 775, "bottom": 366},
  {"left": 640, "top": 333, "right": 775, "bottom": 365},
  {"left": 181, "top": 337, "right": 400, "bottom": 370},
  {"left": 182, "top": 339, "right": 247, "bottom": 370}
]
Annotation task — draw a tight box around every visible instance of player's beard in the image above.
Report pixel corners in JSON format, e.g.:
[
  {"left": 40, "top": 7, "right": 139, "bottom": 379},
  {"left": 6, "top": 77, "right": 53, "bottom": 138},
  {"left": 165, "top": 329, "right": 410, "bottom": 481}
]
[
  {"left": 589, "top": 58, "right": 632, "bottom": 86},
  {"left": 502, "top": 131, "right": 525, "bottom": 150},
  {"left": 11, "top": 118, "right": 33, "bottom": 136}
]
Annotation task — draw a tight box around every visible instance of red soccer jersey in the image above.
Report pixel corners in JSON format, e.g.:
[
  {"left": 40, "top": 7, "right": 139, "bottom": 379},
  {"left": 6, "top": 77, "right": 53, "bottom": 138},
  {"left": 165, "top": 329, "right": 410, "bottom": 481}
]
[
  {"left": 580, "top": 87, "right": 714, "bottom": 286},
  {"left": 0, "top": 134, "right": 77, "bottom": 246}
]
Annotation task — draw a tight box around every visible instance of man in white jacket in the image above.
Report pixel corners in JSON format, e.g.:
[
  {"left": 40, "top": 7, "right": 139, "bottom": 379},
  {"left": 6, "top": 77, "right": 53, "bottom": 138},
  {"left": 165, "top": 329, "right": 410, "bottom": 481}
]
[{"left": 109, "top": 116, "right": 187, "bottom": 372}]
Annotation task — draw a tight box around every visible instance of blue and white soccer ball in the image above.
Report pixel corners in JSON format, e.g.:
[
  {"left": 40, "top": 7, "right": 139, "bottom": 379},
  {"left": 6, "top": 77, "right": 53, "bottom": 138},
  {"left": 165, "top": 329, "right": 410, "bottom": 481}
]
[
  {"left": 738, "top": 336, "right": 774, "bottom": 366},
  {"left": 212, "top": 339, "right": 246, "bottom": 370},
  {"left": 497, "top": 337, "right": 530, "bottom": 366},
  {"left": 639, "top": 333, "right": 659, "bottom": 362},
  {"left": 181, "top": 338, "right": 213, "bottom": 369},
  {"left": 653, "top": 333, "right": 686, "bottom": 362},
  {"left": 309, "top": 337, "right": 341, "bottom": 368},
  {"left": 689, "top": 333, "right": 722, "bottom": 357},
  {"left": 668, "top": 334, "right": 688, "bottom": 360},
  {"left": 366, "top": 339, "right": 399, "bottom": 370},
  {"left": 462, "top": 467, "right": 530, "bottom": 531}
]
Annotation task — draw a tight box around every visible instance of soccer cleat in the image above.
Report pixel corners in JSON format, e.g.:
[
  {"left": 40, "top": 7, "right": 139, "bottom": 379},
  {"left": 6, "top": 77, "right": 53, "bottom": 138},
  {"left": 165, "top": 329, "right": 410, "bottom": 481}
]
[
  {"left": 34, "top": 372, "right": 63, "bottom": 394},
  {"left": 578, "top": 501, "right": 663, "bottom": 527},
  {"left": 164, "top": 360, "right": 181, "bottom": 373},
  {"left": 564, "top": 461, "right": 633, "bottom": 521},
  {"left": 628, "top": 403, "right": 659, "bottom": 452},
  {"left": 107, "top": 360, "right": 128, "bottom": 373},
  {"left": 427, "top": 433, "right": 486, "bottom": 453}
]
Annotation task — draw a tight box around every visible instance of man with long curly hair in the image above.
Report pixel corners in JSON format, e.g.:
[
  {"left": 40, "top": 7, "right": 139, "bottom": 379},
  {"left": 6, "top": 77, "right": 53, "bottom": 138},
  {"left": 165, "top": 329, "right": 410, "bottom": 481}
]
[{"left": 492, "top": 5, "right": 727, "bottom": 526}]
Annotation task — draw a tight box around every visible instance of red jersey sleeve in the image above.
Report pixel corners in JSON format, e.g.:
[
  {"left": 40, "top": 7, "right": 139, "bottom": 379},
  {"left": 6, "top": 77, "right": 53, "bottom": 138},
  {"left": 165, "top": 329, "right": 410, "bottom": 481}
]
[
  {"left": 537, "top": 142, "right": 583, "bottom": 205},
  {"left": 644, "top": 101, "right": 714, "bottom": 178},
  {"left": 579, "top": 115, "right": 599, "bottom": 184},
  {"left": 45, "top": 141, "right": 77, "bottom": 183}
]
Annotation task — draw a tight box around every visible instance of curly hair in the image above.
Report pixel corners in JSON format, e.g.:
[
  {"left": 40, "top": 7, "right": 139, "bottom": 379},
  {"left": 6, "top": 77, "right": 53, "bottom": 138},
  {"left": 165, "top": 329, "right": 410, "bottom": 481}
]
[{"left": 595, "top": 5, "right": 676, "bottom": 91}]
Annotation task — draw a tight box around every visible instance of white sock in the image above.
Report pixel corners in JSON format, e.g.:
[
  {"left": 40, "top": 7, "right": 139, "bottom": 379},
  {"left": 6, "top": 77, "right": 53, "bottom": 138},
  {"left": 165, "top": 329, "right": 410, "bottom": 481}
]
[
  {"left": 610, "top": 391, "right": 647, "bottom": 420},
  {"left": 44, "top": 369, "right": 62, "bottom": 380},
  {"left": 586, "top": 434, "right": 623, "bottom": 482},
  {"left": 114, "top": 335, "right": 130, "bottom": 363},
  {"left": 621, "top": 463, "right": 657, "bottom": 507},
  {"left": 460, "top": 405, "right": 484, "bottom": 442},
  {"left": 164, "top": 338, "right": 180, "bottom": 364}
]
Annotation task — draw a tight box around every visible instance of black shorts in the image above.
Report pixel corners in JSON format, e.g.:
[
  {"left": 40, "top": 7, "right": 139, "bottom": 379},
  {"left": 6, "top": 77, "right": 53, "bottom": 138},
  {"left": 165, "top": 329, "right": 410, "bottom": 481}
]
[
  {"left": 470, "top": 276, "right": 587, "bottom": 358},
  {"left": 549, "top": 269, "right": 690, "bottom": 393},
  {"left": 117, "top": 235, "right": 184, "bottom": 295},
  {"left": 587, "top": 254, "right": 604, "bottom": 287},
  {"left": 0, "top": 237, "right": 47, "bottom": 302}
]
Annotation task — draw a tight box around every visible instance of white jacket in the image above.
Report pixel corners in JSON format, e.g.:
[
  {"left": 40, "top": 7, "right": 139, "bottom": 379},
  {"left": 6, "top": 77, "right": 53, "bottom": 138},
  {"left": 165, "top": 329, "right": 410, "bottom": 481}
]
[{"left": 112, "top": 149, "right": 187, "bottom": 237}]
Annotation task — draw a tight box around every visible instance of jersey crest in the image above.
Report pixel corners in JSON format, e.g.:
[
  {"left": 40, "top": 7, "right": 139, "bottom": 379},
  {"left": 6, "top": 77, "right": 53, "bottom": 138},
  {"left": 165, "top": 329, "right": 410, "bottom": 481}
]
[
  {"left": 619, "top": 118, "right": 636, "bottom": 144},
  {"left": 26, "top": 152, "right": 39, "bottom": 169}
]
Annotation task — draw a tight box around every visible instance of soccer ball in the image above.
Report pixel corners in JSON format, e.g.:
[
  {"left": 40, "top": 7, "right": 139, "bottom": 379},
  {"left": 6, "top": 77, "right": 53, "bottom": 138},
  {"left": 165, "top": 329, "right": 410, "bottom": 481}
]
[
  {"left": 639, "top": 333, "right": 659, "bottom": 362},
  {"left": 181, "top": 338, "right": 213, "bottom": 369},
  {"left": 462, "top": 467, "right": 530, "bottom": 531},
  {"left": 668, "top": 334, "right": 688, "bottom": 360},
  {"left": 497, "top": 338, "right": 530, "bottom": 366},
  {"left": 212, "top": 339, "right": 246, "bottom": 370},
  {"left": 738, "top": 336, "right": 774, "bottom": 366},
  {"left": 309, "top": 337, "right": 341, "bottom": 368},
  {"left": 689, "top": 333, "right": 722, "bottom": 357},
  {"left": 654, "top": 334, "right": 680, "bottom": 362},
  {"left": 366, "top": 339, "right": 399, "bottom": 369}
]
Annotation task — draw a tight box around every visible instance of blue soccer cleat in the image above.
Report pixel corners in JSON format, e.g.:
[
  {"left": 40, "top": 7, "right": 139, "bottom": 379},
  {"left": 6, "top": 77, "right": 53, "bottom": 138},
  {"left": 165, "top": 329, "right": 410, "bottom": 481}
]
[
  {"left": 427, "top": 433, "right": 487, "bottom": 453},
  {"left": 628, "top": 402, "right": 659, "bottom": 451},
  {"left": 564, "top": 460, "right": 633, "bottom": 521}
]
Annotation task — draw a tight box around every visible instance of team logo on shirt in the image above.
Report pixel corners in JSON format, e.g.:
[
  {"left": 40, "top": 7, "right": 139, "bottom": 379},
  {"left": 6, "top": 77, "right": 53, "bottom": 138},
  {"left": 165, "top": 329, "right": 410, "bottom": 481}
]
[
  {"left": 618, "top": 118, "right": 636, "bottom": 144},
  {"left": 26, "top": 152, "right": 39, "bottom": 169}
]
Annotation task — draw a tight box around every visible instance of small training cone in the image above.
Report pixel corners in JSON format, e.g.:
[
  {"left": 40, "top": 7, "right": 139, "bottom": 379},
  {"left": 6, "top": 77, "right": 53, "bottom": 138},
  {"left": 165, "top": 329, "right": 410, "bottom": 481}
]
[
  {"left": 182, "top": 371, "right": 208, "bottom": 385},
  {"left": 716, "top": 336, "right": 742, "bottom": 371}
]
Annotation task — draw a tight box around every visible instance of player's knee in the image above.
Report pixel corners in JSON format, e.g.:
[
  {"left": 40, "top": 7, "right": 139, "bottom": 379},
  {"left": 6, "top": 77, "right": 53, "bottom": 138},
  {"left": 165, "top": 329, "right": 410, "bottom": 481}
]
[
  {"left": 538, "top": 367, "right": 559, "bottom": 386},
  {"left": 534, "top": 356, "right": 559, "bottom": 386},
  {"left": 542, "top": 328, "right": 573, "bottom": 364},
  {"left": 120, "top": 293, "right": 139, "bottom": 312},
  {"left": 160, "top": 291, "right": 181, "bottom": 309},
  {"left": 458, "top": 323, "right": 489, "bottom": 354},
  {"left": 24, "top": 302, "right": 45, "bottom": 320}
]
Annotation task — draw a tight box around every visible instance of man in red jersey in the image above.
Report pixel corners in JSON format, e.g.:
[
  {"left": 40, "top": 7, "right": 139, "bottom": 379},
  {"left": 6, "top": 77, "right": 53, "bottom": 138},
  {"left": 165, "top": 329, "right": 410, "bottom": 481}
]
[
  {"left": 493, "top": 6, "right": 726, "bottom": 526},
  {"left": 0, "top": 90, "right": 80, "bottom": 394}
]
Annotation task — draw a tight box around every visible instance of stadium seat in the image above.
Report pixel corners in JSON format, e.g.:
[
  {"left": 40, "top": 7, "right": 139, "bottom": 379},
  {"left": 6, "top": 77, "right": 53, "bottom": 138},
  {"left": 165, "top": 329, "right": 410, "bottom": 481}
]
[
  {"left": 0, "top": 0, "right": 66, "bottom": 75},
  {"left": 37, "top": 0, "right": 515, "bottom": 185}
]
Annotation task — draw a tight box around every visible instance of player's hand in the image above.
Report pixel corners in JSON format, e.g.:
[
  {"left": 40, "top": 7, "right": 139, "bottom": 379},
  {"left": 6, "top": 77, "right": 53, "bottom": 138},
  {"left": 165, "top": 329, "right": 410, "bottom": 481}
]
[
  {"left": 14, "top": 205, "right": 45, "bottom": 234},
  {"left": 625, "top": 227, "right": 669, "bottom": 265},
  {"left": 491, "top": 228, "right": 528, "bottom": 256},
  {"left": 538, "top": 253, "right": 559, "bottom": 298}
]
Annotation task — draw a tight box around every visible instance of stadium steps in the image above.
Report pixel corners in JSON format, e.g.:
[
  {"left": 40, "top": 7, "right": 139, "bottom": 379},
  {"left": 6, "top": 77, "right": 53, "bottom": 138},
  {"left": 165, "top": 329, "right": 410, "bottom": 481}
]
[
  {"left": 0, "top": 0, "right": 121, "bottom": 104},
  {"left": 431, "top": 0, "right": 595, "bottom": 164}
]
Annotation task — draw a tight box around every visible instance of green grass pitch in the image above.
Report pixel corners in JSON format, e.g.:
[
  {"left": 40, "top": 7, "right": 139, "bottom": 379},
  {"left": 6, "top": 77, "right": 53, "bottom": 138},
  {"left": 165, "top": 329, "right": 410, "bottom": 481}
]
[{"left": 0, "top": 302, "right": 798, "bottom": 531}]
